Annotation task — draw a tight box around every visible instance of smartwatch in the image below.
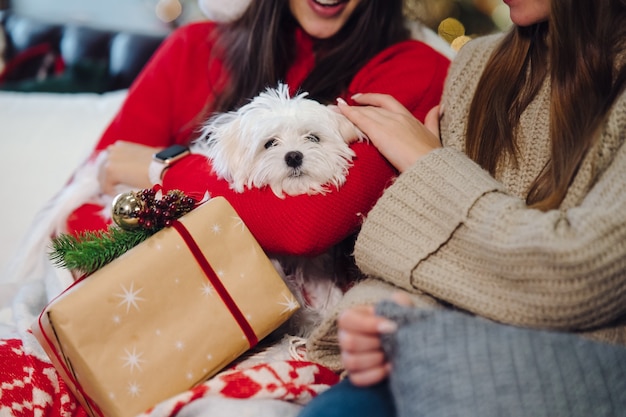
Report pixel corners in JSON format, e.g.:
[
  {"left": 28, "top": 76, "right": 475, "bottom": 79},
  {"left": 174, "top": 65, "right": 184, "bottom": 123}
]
[{"left": 148, "top": 144, "right": 190, "bottom": 184}]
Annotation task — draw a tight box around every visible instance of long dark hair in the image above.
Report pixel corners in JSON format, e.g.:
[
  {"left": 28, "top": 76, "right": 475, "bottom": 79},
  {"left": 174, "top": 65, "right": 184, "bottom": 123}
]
[
  {"left": 210, "top": 0, "right": 409, "bottom": 112},
  {"left": 465, "top": 0, "right": 626, "bottom": 210}
]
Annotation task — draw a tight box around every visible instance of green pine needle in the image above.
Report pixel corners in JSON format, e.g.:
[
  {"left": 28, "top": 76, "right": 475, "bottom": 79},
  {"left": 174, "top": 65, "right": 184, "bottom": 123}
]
[
  {"left": 48, "top": 188, "right": 197, "bottom": 276},
  {"left": 49, "top": 226, "right": 154, "bottom": 275}
]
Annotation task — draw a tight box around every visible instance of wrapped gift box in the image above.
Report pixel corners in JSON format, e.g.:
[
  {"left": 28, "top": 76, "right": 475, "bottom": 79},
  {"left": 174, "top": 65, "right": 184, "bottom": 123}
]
[{"left": 32, "top": 196, "right": 299, "bottom": 417}]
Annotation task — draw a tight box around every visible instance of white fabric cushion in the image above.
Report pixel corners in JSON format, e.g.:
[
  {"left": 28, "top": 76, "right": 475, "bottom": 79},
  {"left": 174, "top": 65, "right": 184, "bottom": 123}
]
[{"left": 0, "top": 90, "right": 127, "bottom": 274}]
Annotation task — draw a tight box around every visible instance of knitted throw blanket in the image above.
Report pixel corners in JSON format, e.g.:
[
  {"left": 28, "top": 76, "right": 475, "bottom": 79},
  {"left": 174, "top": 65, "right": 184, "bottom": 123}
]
[{"left": 377, "top": 301, "right": 626, "bottom": 417}]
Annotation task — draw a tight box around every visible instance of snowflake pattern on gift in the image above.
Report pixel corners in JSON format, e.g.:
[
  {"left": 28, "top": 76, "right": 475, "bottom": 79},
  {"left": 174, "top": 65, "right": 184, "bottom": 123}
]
[
  {"left": 121, "top": 346, "right": 145, "bottom": 373},
  {"left": 201, "top": 283, "right": 214, "bottom": 296},
  {"left": 232, "top": 216, "right": 246, "bottom": 232},
  {"left": 115, "top": 281, "right": 145, "bottom": 313},
  {"left": 127, "top": 381, "right": 142, "bottom": 398},
  {"left": 279, "top": 292, "right": 299, "bottom": 314}
]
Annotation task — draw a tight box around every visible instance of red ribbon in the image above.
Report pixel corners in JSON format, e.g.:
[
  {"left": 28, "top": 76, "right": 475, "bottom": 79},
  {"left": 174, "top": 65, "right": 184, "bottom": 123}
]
[
  {"left": 171, "top": 219, "right": 259, "bottom": 347},
  {"left": 37, "top": 274, "right": 105, "bottom": 417}
]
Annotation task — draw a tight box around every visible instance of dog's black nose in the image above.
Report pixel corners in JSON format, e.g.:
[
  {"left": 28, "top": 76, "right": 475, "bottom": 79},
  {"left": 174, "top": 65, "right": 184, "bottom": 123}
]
[{"left": 285, "top": 151, "right": 303, "bottom": 168}]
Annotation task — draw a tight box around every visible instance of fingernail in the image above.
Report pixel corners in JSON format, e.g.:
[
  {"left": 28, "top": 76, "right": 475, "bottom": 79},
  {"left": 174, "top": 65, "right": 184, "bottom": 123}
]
[
  {"left": 337, "top": 330, "right": 346, "bottom": 342},
  {"left": 351, "top": 93, "right": 362, "bottom": 100},
  {"left": 377, "top": 320, "right": 397, "bottom": 334},
  {"left": 336, "top": 97, "right": 348, "bottom": 105}
]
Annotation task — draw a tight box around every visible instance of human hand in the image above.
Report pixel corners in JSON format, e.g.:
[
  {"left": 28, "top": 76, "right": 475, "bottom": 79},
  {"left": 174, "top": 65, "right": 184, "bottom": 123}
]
[
  {"left": 98, "top": 141, "right": 160, "bottom": 195},
  {"left": 337, "top": 94, "right": 442, "bottom": 172},
  {"left": 338, "top": 292, "right": 414, "bottom": 387}
]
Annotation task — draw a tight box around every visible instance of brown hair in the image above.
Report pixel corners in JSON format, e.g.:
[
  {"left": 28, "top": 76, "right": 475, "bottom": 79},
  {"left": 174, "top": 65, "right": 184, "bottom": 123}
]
[
  {"left": 465, "top": 0, "right": 626, "bottom": 210},
  {"left": 209, "top": 0, "right": 409, "bottom": 112}
]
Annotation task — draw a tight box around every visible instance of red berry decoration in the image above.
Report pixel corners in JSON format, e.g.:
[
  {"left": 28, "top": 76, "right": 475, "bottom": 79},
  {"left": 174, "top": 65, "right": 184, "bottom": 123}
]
[{"left": 112, "top": 188, "right": 198, "bottom": 232}]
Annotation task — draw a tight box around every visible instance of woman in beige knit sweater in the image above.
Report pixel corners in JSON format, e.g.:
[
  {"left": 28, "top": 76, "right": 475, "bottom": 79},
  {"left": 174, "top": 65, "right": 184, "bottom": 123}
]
[{"left": 300, "top": 0, "right": 626, "bottom": 416}]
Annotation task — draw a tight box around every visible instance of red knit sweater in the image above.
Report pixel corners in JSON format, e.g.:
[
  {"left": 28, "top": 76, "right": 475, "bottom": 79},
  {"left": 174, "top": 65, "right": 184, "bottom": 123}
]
[{"left": 66, "top": 21, "right": 450, "bottom": 256}]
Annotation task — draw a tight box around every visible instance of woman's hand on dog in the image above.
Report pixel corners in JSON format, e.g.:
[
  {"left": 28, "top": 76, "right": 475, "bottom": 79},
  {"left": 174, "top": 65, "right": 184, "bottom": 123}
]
[
  {"left": 338, "top": 292, "right": 414, "bottom": 387},
  {"left": 98, "top": 141, "right": 158, "bottom": 195},
  {"left": 336, "top": 93, "right": 442, "bottom": 173}
]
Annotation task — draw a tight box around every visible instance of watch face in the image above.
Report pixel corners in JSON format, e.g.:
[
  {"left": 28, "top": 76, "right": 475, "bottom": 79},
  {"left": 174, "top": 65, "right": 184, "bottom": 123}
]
[{"left": 154, "top": 144, "right": 190, "bottom": 163}]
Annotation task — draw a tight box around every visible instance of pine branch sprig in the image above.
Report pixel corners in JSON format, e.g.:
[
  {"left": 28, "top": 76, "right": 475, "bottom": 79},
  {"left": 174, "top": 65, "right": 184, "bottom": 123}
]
[
  {"left": 48, "top": 188, "right": 198, "bottom": 276},
  {"left": 49, "top": 227, "right": 154, "bottom": 276}
]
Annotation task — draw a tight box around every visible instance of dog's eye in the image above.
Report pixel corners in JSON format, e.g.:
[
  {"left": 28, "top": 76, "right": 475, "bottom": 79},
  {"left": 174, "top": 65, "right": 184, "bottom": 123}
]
[
  {"left": 264, "top": 138, "right": 278, "bottom": 149},
  {"left": 306, "top": 134, "right": 320, "bottom": 143}
]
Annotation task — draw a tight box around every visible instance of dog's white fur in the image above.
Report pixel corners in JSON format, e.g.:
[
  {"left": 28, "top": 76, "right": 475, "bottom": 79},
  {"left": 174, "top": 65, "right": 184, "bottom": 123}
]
[
  {"left": 192, "top": 83, "right": 365, "bottom": 199},
  {"left": 191, "top": 84, "right": 365, "bottom": 337}
]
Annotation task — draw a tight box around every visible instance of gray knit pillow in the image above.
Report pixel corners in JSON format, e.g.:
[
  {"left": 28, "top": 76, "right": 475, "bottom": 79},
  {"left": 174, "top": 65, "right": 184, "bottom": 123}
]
[{"left": 376, "top": 301, "right": 626, "bottom": 417}]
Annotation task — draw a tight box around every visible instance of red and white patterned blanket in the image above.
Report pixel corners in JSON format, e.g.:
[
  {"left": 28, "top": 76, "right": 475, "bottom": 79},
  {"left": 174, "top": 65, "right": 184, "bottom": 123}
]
[{"left": 0, "top": 336, "right": 338, "bottom": 417}]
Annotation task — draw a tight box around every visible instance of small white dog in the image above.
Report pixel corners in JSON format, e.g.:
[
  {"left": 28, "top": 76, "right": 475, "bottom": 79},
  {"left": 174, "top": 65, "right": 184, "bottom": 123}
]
[
  {"left": 191, "top": 83, "right": 366, "bottom": 337},
  {"left": 192, "top": 83, "right": 365, "bottom": 198}
]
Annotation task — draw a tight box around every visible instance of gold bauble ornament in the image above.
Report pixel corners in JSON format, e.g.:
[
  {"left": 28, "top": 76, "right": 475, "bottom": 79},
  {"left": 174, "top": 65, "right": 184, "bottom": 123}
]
[
  {"left": 112, "top": 192, "right": 144, "bottom": 230},
  {"left": 450, "top": 35, "right": 472, "bottom": 52},
  {"left": 438, "top": 17, "right": 466, "bottom": 44}
]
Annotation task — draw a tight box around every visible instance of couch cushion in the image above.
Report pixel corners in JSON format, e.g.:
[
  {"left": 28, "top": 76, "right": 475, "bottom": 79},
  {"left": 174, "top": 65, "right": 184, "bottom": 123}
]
[{"left": 0, "top": 11, "right": 166, "bottom": 92}]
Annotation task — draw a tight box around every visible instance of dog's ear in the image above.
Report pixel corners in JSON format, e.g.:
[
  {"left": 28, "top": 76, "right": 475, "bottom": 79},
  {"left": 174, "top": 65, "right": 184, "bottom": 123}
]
[{"left": 192, "top": 112, "right": 247, "bottom": 189}]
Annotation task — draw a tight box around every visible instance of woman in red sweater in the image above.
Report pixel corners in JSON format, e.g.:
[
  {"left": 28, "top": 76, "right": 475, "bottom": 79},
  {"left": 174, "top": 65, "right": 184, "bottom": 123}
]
[
  {"left": 67, "top": 0, "right": 450, "bottom": 258},
  {"left": 0, "top": 2, "right": 449, "bottom": 416}
]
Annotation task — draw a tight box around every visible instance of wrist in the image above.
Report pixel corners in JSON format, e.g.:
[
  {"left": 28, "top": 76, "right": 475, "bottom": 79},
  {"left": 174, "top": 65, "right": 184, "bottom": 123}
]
[{"left": 148, "top": 144, "right": 190, "bottom": 184}]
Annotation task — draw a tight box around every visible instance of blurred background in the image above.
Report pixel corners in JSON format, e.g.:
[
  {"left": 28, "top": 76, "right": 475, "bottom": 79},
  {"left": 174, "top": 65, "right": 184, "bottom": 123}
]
[
  {"left": 0, "top": 0, "right": 511, "bottom": 274},
  {"left": 3, "top": 0, "right": 511, "bottom": 39},
  {"left": 407, "top": 0, "right": 512, "bottom": 36}
]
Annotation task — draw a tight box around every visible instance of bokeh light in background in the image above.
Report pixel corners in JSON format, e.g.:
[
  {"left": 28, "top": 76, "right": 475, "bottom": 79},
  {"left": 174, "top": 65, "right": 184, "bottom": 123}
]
[
  {"left": 404, "top": 0, "right": 512, "bottom": 50},
  {"left": 155, "top": 0, "right": 183, "bottom": 23},
  {"left": 405, "top": 0, "right": 511, "bottom": 32}
]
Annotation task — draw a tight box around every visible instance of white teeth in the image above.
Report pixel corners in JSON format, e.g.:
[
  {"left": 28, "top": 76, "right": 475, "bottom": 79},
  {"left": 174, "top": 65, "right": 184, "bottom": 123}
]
[{"left": 315, "top": 0, "right": 342, "bottom": 6}]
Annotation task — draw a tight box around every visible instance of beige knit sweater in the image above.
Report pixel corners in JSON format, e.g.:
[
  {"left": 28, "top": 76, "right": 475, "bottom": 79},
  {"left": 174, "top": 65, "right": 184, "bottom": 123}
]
[{"left": 307, "top": 33, "right": 626, "bottom": 371}]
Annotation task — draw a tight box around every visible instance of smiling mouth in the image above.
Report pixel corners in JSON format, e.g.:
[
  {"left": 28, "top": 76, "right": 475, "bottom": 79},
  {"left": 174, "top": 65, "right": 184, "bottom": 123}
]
[{"left": 313, "top": 0, "right": 347, "bottom": 6}]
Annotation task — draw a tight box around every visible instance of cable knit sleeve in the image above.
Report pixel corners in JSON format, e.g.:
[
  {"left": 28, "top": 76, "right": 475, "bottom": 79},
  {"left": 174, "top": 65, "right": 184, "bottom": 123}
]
[{"left": 355, "top": 94, "right": 626, "bottom": 333}]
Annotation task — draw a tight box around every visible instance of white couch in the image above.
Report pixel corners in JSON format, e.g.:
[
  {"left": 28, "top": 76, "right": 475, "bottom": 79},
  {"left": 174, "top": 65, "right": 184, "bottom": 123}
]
[{"left": 0, "top": 90, "right": 127, "bottom": 273}]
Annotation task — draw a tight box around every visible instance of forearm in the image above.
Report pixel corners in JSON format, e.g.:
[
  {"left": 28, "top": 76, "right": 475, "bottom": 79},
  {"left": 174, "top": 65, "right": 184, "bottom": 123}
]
[{"left": 355, "top": 147, "right": 626, "bottom": 330}]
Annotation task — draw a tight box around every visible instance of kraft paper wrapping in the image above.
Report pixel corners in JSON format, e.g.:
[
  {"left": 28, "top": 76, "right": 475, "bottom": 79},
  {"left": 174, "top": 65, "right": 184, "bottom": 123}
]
[{"left": 32, "top": 197, "right": 300, "bottom": 417}]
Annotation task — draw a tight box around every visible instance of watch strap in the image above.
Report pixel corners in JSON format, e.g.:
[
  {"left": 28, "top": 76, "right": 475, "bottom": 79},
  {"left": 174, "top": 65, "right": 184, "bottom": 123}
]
[
  {"left": 149, "top": 145, "right": 191, "bottom": 184},
  {"left": 148, "top": 159, "right": 167, "bottom": 185}
]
